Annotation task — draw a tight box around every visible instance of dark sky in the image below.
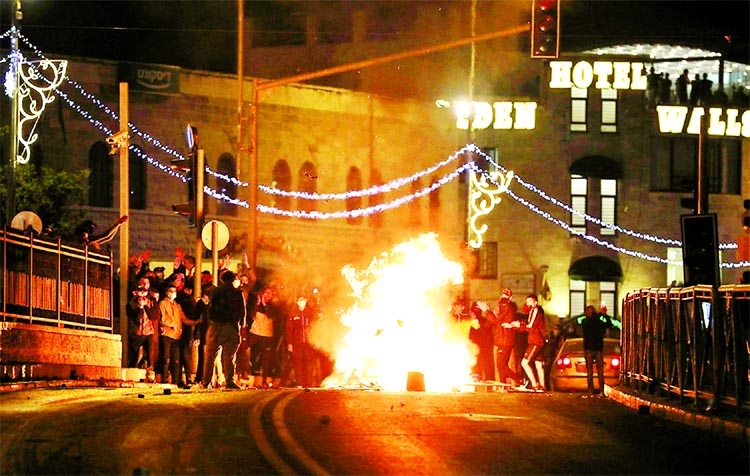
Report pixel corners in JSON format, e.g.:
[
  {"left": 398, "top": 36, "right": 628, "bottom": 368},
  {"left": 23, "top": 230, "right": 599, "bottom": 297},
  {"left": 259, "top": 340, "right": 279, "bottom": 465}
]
[{"left": 1, "top": 0, "right": 748, "bottom": 73}]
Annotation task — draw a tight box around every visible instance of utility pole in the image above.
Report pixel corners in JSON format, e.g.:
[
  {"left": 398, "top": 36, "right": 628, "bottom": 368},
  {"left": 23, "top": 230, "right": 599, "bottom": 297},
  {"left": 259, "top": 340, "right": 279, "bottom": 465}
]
[{"left": 118, "top": 82, "right": 130, "bottom": 368}]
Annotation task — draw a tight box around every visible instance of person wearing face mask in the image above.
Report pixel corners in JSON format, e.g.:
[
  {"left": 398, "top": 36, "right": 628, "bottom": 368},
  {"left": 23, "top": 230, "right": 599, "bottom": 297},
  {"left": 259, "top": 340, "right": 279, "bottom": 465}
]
[
  {"left": 199, "top": 270, "right": 246, "bottom": 390},
  {"left": 286, "top": 294, "right": 315, "bottom": 388},
  {"left": 158, "top": 283, "right": 199, "bottom": 385}
]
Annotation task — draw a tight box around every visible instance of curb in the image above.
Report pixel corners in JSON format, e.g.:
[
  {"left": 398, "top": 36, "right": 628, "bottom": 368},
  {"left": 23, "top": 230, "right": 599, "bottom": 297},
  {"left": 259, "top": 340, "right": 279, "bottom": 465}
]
[{"left": 606, "top": 385, "right": 749, "bottom": 442}]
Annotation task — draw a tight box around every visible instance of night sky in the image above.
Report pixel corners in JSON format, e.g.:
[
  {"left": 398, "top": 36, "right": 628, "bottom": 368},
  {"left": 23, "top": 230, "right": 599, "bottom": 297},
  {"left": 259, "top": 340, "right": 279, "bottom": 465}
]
[{"left": 1, "top": 0, "right": 748, "bottom": 73}]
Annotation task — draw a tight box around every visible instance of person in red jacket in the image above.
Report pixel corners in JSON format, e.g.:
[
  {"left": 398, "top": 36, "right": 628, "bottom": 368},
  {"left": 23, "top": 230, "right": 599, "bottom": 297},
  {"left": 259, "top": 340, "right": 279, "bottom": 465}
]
[{"left": 506, "top": 294, "right": 546, "bottom": 392}]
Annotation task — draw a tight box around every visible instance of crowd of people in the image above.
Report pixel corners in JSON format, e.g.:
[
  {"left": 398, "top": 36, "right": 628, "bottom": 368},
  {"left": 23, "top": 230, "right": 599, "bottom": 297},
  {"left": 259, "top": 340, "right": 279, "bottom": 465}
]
[
  {"left": 123, "top": 245, "right": 615, "bottom": 393},
  {"left": 645, "top": 66, "right": 750, "bottom": 109},
  {"left": 458, "top": 288, "right": 611, "bottom": 394},
  {"left": 124, "top": 249, "right": 332, "bottom": 390}
]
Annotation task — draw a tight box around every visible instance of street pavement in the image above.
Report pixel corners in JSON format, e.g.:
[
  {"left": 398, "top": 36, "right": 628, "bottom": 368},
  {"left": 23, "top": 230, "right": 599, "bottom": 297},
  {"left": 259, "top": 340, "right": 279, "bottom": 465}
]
[{"left": 0, "top": 379, "right": 747, "bottom": 475}]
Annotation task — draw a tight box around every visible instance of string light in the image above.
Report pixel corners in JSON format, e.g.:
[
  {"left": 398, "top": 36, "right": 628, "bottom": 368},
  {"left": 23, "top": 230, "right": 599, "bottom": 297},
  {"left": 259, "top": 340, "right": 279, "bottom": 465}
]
[
  {"left": 4, "top": 32, "right": 747, "bottom": 269},
  {"left": 259, "top": 163, "right": 471, "bottom": 219},
  {"left": 259, "top": 145, "right": 468, "bottom": 201}
]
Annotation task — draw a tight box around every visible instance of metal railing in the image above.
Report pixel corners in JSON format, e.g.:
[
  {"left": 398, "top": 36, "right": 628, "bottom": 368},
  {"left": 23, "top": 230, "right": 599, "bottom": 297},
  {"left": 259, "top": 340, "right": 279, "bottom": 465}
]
[
  {"left": 622, "top": 284, "right": 750, "bottom": 414},
  {"left": 1, "top": 228, "right": 114, "bottom": 332}
]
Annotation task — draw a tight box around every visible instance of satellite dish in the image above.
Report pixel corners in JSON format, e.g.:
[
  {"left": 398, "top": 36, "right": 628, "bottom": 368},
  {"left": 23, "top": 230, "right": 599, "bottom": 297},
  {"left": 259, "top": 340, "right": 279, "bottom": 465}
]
[{"left": 11, "top": 211, "right": 43, "bottom": 234}]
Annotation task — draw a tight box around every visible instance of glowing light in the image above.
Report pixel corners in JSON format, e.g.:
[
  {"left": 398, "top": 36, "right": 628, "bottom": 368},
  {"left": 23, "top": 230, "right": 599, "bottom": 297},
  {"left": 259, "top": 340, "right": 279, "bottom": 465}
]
[
  {"left": 14, "top": 57, "right": 68, "bottom": 165},
  {"left": 317, "top": 233, "right": 473, "bottom": 392},
  {"left": 468, "top": 166, "right": 513, "bottom": 249},
  {"left": 6, "top": 32, "right": 746, "bottom": 268}
]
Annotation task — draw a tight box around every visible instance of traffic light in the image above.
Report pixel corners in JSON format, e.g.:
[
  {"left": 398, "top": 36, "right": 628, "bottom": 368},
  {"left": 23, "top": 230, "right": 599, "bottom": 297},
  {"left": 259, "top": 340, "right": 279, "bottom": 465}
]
[
  {"left": 681, "top": 214, "right": 720, "bottom": 287},
  {"left": 531, "top": 0, "right": 560, "bottom": 59}
]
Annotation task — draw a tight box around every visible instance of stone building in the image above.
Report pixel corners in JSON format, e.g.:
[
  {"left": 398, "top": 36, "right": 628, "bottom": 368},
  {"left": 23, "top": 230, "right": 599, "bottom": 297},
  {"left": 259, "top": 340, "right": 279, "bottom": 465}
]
[{"left": 3, "top": 0, "right": 748, "bottom": 324}]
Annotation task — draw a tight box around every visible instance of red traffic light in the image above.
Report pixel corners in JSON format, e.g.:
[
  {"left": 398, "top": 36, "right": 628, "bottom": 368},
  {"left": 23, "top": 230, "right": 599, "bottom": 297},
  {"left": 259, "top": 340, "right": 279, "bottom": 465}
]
[{"left": 531, "top": 0, "right": 560, "bottom": 59}]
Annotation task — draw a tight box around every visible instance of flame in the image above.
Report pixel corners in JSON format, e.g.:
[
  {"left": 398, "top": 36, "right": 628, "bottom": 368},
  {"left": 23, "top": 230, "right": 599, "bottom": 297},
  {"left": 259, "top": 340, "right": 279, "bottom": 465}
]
[{"left": 319, "top": 233, "right": 476, "bottom": 392}]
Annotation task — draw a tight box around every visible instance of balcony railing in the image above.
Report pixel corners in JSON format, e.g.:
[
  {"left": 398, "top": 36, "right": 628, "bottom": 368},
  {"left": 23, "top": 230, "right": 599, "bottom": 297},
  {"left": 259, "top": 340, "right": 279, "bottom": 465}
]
[
  {"left": 1, "top": 228, "right": 114, "bottom": 332},
  {"left": 622, "top": 284, "right": 749, "bottom": 414}
]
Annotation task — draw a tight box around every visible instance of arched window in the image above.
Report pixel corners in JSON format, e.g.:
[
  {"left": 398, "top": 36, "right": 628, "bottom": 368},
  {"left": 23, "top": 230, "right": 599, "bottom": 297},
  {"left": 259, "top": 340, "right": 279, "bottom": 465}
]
[
  {"left": 88, "top": 141, "right": 113, "bottom": 207},
  {"left": 129, "top": 146, "right": 147, "bottom": 210},
  {"left": 297, "top": 161, "right": 317, "bottom": 215},
  {"left": 272, "top": 159, "right": 292, "bottom": 213},
  {"left": 216, "top": 153, "right": 237, "bottom": 216},
  {"left": 346, "top": 166, "right": 363, "bottom": 225}
]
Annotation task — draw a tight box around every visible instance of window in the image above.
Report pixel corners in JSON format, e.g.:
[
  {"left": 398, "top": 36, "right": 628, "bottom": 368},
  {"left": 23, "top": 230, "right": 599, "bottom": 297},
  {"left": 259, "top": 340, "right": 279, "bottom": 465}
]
[
  {"left": 667, "top": 247, "right": 684, "bottom": 286},
  {"left": 569, "top": 279, "right": 586, "bottom": 317},
  {"left": 650, "top": 137, "right": 742, "bottom": 194},
  {"left": 217, "top": 153, "right": 237, "bottom": 216},
  {"left": 272, "top": 160, "right": 292, "bottom": 213},
  {"left": 600, "top": 89, "right": 618, "bottom": 133},
  {"left": 346, "top": 166, "right": 362, "bottom": 225},
  {"left": 600, "top": 179, "right": 617, "bottom": 236},
  {"left": 599, "top": 281, "right": 617, "bottom": 318},
  {"left": 568, "top": 280, "right": 618, "bottom": 319},
  {"left": 570, "top": 176, "right": 588, "bottom": 234},
  {"left": 297, "top": 161, "right": 318, "bottom": 216},
  {"left": 570, "top": 87, "right": 588, "bottom": 132},
  {"left": 88, "top": 141, "right": 113, "bottom": 207},
  {"left": 473, "top": 242, "right": 498, "bottom": 279},
  {"left": 128, "top": 146, "right": 147, "bottom": 210}
]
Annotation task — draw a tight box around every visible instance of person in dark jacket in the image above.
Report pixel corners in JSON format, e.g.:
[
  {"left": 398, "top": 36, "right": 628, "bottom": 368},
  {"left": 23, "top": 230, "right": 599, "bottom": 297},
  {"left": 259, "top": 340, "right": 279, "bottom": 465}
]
[
  {"left": 199, "top": 271, "right": 246, "bottom": 389},
  {"left": 582, "top": 305, "right": 612, "bottom": 395},
  {"left": 479, "top": 288, "right": 521, "bottom": 386}
]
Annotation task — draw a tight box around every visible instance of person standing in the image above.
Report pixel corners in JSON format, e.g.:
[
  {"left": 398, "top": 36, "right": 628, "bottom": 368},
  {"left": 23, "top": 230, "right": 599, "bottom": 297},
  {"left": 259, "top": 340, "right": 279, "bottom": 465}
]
[
  {"left": 509, "top": 294, "right": 547, "bottom": 392},
  {"left": 200, "top": 271, "right": 245, "bottom": 390},
  {"left": 248, "top": 286, "right": 277, "bottom": 388},
  {"left": 286, "top": 294, "right": 315, "bottom": 388},
  {"left": 675, "top": 69, "right": 690, "bottom": 105},
  {"left": 582, "top": 305, "right": 612, "bottom": 395},
  {"left": 479, "top": 288, "right": 520, "bottom": 386},
  {"left": 468, "top": 302, "right": 495, "bottom": 382},
  {"left": 158, "top": 284, "right": 198, "bottom": 385}
]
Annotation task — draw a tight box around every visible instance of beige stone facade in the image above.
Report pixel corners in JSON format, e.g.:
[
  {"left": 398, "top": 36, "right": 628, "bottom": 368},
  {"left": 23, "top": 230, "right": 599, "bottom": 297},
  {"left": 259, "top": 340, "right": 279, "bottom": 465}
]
[{"left": 6, "top": 1, "right": 749, "bottom": 322}]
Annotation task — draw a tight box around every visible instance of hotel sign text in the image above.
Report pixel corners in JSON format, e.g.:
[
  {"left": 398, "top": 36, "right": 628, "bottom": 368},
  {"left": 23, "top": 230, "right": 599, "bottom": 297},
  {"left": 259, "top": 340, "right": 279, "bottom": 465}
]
[{"left": 656, "top": 106, "right": 750, "bottom": 137}]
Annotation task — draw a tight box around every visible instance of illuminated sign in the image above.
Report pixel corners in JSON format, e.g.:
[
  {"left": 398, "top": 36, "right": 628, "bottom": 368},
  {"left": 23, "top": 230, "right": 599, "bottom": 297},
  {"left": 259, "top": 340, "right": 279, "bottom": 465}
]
[
  {"left": 549, "top": 61, "right": 647, "bottom": 90},
  {"left": 453, "top": 101, "right": 538, "bottom": 130},
  {"left": 656, "top": 106, "right": 750, "bottom": 137}
]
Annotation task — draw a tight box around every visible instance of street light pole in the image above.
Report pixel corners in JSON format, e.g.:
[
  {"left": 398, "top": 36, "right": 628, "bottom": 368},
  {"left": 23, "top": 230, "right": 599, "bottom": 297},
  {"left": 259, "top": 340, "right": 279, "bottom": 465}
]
[
  {"left": 6, "top": 0, "right": 23, "bottom": 224},
  {"left": 118, "top": 82, "right": 130, "bottom": 368}
]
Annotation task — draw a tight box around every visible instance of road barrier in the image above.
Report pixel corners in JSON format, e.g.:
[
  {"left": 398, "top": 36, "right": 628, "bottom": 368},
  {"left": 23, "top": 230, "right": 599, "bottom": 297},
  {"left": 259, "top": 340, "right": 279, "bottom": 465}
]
[{"left": 622, "top": 284, "right": 749, "bottom": 415}]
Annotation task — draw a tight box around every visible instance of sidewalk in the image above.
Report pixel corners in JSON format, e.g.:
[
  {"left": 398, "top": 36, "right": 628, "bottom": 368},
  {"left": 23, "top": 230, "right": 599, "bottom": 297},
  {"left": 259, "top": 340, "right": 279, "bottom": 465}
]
[{"left": 606, "top": 384, "right": 749, "bottom": 442}]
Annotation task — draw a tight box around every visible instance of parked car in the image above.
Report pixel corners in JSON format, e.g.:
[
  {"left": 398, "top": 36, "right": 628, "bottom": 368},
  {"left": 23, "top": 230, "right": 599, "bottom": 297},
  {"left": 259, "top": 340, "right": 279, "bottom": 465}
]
[{"left": 550, "top": 337, "right": 621, "bottom": 392}]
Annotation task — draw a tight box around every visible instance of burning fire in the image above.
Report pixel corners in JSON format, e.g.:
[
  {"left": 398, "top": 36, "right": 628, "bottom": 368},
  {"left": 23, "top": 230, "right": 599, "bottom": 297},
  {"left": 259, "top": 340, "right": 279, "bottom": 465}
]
[{"left": 318, "top": 233, "right": 476, "bottom": 392}]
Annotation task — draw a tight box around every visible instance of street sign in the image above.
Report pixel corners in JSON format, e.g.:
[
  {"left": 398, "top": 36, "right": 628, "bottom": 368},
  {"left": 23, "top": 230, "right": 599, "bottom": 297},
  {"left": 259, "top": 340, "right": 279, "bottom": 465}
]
[{"left": 201, "top": 220, "right": 229, "bottom": 251}]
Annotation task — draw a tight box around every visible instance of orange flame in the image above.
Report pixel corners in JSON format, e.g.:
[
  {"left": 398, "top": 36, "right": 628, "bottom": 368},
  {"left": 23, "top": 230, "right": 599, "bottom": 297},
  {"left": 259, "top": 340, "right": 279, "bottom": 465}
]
[{"left": 319, "top": 233, "right": 476, "bottom": 392}]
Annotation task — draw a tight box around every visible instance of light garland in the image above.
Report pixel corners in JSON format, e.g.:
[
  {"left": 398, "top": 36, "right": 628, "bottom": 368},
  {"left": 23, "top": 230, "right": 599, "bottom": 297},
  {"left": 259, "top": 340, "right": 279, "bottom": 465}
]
[
  {"left": 258, "top": 163, "right": 471, "bottom": 219},
  {"left": 3, "top": 32, "right": 747, "bottom": 269}
]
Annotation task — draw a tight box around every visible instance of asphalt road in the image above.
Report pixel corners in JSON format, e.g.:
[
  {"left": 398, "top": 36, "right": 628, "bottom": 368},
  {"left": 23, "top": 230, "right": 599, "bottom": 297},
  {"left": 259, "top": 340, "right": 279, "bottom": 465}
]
[{"left": 0, "top": 385, "right": 747, "bottom": 475}]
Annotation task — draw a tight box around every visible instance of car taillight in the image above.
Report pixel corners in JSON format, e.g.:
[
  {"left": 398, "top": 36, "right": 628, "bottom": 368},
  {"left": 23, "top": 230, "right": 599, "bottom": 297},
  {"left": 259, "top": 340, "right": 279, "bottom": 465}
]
[
  {"left": 556, "top": 355, "right": 572, "bottom": 369},
  {"left": 610, "top": 355, "right": 621, "bottom": 368}
]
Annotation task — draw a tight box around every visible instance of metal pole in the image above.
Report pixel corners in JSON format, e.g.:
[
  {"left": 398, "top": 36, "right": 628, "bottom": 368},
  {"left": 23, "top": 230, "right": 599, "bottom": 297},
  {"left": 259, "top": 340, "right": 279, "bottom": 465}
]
[
  {"left": 6, "top": 0, "right": 22, "bottom": 224},
  {"left": 193, "top": 149, "right": 204, "bottom": 302},
  {"left": 248, "top": 81, "right": 259, "bottom": 270},
  {"left": 118, "top": 82, "right": 130, "bottom": 369},
  {"left": 236, "top": 0, "right": 245, "bottom": 178},
  {"left": 696, "top": 111, "right": 708, "bottom": 215}
]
